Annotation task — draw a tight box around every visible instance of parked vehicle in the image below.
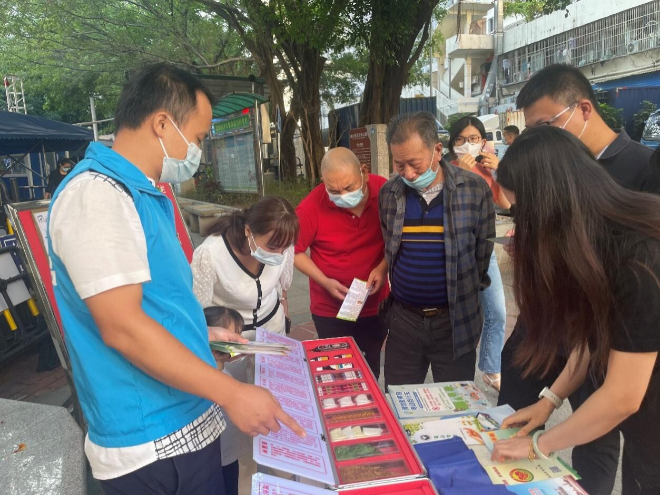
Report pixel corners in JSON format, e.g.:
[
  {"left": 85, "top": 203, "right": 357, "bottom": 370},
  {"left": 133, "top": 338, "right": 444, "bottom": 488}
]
[
  {"left": 478, "top": 114, "right": 508, "bottom": 157},
  {"left": 641, "top": 110, "right": 660, "bottom": 150}
]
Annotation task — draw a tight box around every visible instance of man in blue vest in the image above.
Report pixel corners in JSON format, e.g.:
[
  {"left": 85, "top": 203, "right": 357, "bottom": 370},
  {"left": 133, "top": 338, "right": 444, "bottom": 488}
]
[{"left": 47, "top": 63, "right": 304, "bottom": 494}]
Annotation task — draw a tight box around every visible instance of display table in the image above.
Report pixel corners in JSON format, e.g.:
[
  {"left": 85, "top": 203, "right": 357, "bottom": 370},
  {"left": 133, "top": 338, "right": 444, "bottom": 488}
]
[{"left": 0, "top": 398, "right": 85, "bottom": 495}]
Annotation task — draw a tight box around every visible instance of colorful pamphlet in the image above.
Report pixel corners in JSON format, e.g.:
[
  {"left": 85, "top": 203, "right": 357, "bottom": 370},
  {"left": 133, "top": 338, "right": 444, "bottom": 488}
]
[
  {"left": 389, "top": 381, "right": 491, "bottom": 419},
  {"left": 503, "top": 476, "right": 588, "bottom": 494},
  {"left": 480, "top": 427, "right": 522, "bottom": 451},
  {"left": 480, "top": 453, "right": 578, "bottom": 485},
  {"left": 336, "top": 278, "right": 371, "bottom": 321},
  {"left": 402, "top": 415, "right": 492, "bottom": 446}
]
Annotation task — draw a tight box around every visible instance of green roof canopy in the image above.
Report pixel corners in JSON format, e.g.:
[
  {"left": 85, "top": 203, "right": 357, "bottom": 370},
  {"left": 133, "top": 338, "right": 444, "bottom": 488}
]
[{"left": 212, "top": 92, "right": 269, "bottom": 118}]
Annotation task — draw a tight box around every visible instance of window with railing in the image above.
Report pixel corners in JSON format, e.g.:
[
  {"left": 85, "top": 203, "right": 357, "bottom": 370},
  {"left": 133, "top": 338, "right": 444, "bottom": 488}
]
[{"left": 500, "top": 0, "right": 660, "bottom": 84}]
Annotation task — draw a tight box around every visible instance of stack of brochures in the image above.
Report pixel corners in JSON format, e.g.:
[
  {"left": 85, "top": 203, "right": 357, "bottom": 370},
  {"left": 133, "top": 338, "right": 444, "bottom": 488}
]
[{"left": 209, "top": 341, "right": 291, "bottom": 357}]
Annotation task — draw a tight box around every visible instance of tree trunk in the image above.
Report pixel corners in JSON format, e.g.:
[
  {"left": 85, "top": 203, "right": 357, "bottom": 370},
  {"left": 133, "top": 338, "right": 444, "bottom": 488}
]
[
  {"left": 360, "top": 0, "right": 438, "bottom": 126},
  {"left": 292, "top": 49, "right": 326, "bottom": 186}
]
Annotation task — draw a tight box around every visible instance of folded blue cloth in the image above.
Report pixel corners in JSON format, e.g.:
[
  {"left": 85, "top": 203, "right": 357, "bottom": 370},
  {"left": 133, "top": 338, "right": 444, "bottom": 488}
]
[{"left": 414, "top": 437, "right": 511, "bottom": 495}]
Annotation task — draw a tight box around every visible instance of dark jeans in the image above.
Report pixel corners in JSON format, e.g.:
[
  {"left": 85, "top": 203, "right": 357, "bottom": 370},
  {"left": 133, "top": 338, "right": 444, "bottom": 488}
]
[
  {"left": 222, "top": 460, "right": 239, "bottom": 495},
  {"left": 384, "top": 301, "right": 476, "bottom": 388},
  {"left": 499, "top": 322, "right": 620, "bottom": 495},
  {"left": 100, "top": 437, "right": 225, "bottom": 495},
  {"left": 312, "top": 314, "right": 385, "bottom": 378}
]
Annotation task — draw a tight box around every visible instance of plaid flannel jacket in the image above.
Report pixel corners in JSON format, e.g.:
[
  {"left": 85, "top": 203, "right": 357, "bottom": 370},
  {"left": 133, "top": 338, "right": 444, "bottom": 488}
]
[{"left": 379, "top": 159, "right": 496, "bottom": 358}]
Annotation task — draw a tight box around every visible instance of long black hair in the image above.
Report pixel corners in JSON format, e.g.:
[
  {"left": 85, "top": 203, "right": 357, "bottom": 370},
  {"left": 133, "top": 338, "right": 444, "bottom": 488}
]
[
  {"left": 498, "top": 126, "right": 660, "bottom": 377},
  {"left": 447, "top": 116, "right": 487, "bottom": 158}
]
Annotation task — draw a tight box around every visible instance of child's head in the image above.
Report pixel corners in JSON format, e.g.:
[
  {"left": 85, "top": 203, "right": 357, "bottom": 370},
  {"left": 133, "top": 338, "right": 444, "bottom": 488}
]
[{"left": 203, "top": 306, "right": 244, "bottom": 334}]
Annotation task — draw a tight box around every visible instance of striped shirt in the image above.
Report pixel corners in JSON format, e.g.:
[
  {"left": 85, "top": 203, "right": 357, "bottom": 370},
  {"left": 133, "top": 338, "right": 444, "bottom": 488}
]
[
  {"left": 379, "top": 160, "right": 496, "bottom": 358},
  {"left": 392, "top": 188, "right": 448, "bottom": 307}
]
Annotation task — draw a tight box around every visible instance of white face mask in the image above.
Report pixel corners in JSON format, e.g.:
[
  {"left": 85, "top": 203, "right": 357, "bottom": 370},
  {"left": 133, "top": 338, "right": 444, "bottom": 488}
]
[
  {"left": 158, "top": 116, "right": 202, "bottom": 183},
  {"left": 454, "top": 142, "right": 482, "bottom": 158},
  {"left": 247, "top": 231, "right": 284, "bottom": 266}
]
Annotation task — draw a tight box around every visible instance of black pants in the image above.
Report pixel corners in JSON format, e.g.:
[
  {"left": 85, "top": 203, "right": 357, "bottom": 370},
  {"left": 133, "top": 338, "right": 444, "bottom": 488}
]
[
  {"left": 100, "top": 437, "right": 225, "bottom": 495},
  {"left": 384, "top": 301, "right": 476, "bottom": 388},
  {"left": 221, "top": 460, "right": 239, "bottom": 495},
  {"left": 499, "top": 322, "right": 620, "bottom": 495},
  {"left": 312, "top": 314, "right": 385, "bottom": 378}
]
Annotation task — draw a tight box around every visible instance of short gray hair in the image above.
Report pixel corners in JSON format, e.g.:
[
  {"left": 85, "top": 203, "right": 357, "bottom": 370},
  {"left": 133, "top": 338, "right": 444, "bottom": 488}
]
[{"left": 386, "top": 112, "right": 438, "bottom": 149}]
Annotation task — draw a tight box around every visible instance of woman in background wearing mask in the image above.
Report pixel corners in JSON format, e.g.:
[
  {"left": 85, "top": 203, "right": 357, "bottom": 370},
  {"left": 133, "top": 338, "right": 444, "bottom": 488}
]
[
  {"left": 448, "top": 116, "right": 510, "bottom": 392},
  {"left": 191, "top": 196, "right": 298, "bottom": 338}
]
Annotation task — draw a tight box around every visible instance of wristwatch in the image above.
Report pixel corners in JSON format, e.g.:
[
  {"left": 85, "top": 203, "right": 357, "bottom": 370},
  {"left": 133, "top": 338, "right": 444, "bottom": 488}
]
[{"left": 538, "top": 387, "right": 563, "bottom": 409}]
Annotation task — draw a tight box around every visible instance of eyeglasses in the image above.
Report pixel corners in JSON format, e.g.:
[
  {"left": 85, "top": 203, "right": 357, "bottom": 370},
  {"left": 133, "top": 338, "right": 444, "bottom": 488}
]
[
  {"left": 533, "top": 102, "right": 578, "bottom": 127},
  {"left": 454, "top": 135, "right": 482, "bottom": 146}
]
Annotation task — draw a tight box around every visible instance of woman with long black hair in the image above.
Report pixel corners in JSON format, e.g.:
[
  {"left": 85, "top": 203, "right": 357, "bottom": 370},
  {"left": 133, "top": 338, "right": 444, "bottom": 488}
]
[{"left": 491, "top": 126, "right": 660, "bottom": 495}]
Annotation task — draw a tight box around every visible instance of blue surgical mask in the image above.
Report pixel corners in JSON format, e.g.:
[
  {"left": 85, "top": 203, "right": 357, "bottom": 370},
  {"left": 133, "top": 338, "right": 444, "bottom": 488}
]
[
  {"left": 327, "top": 175, "right": 364, "bottom": 208},
  {"left": 158, "top": 116, "right": 202, "bottom": 183},
  {"left": 248, "top": 231, "right": 285, "bottom": 266},
  {"left": 402, "top": 151, "right": 438, "bottom": 190}
]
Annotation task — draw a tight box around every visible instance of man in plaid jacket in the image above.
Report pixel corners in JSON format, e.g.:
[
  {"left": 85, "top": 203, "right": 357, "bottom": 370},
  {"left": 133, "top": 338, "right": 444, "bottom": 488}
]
[{"left": 379, "top": 112, "right": 495, "bottom": 386}]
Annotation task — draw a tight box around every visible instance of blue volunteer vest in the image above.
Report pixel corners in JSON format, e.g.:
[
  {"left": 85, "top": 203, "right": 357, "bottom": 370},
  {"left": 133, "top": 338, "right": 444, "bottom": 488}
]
[{"left": 47, "top": 142, "right": 215, "bottom": 448}]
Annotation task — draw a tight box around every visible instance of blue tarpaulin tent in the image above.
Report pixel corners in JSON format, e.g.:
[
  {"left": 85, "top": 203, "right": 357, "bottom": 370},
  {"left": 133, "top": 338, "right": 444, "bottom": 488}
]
[
  {"left": 0, "top": 111, "right": 93, "bottom": 201},
  {"left": 0, "top": 111, "right": 93, "bottom": 155}
]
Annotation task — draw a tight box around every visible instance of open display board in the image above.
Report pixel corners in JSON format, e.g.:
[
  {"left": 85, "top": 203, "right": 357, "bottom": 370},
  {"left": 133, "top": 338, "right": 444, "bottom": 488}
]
[
  {"left": 210, "top": 112, "right": 259, "bottom": 193},
  {"left": 254, "top": 332, "right": 428, "bottom": 491},
  {"left": 5, "top": 183, "right": 194, "bottom": 426}
]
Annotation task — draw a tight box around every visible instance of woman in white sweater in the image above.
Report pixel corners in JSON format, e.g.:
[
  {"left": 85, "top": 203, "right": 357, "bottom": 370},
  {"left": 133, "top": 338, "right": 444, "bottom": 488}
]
[{"left": 191, "top": 196, "right": 298, "bottom": 339}]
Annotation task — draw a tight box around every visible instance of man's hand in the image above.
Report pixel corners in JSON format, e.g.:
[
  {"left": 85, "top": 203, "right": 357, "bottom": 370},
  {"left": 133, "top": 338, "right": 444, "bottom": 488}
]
[
  {"left": 223, "top": 382, "right": 307, "bottom": 438},
  {"left": 208, "top": 327, "right": 248, "bottom": 344},
  {"left": 456, "top": 154, "right": 477, "bottom": 171},
  {"left": 322, "top": 278, "right": 350, "bottom": 301},
  {"left": 479, "top": 151, "right": 499, "bottom": 171},
  {"left": 208, "top": 327, "right": 248, "bottom": 364},
  {"left": 367, "top": 261, "right": 388, "bottom": 295},
  {"left": 503, "top": 228, "right": 515, "bottom": 258}
]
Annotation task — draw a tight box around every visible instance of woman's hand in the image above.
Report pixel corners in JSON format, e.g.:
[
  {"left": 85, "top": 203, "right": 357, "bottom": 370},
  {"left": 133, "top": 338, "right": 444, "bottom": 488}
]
[
  {"left": 456, "top": 153, "right": 477, "bottom": 171},
  {"left": 479, "top": 151, "right": 500, "bottom": 171},
  {"left": 503, "top": 228, "right": 515, "bottom": 258},
  {"left": 501, "top": 399, "right": 556, "bottom": 436},
  {"left": 491, "top": 436, "right": 533, "bottom": 462}
]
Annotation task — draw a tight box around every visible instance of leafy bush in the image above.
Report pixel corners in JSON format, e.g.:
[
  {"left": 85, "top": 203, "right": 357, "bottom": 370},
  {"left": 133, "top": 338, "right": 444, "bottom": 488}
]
[{"left": 598, "top": 103, "right": 623, "bottom": 131}]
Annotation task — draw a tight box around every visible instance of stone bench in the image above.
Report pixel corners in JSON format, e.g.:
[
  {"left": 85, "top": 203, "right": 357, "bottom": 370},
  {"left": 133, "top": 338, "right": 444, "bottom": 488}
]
[{"left": 183, "top": 203, "right": 238, "bottom": 236}]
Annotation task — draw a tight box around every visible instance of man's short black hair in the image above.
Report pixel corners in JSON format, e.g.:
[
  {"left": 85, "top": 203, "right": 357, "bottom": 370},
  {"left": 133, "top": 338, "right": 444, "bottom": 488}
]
[
  {"left": 503, "top": 125, "right": 520, "bottom": 135},
  {"left": 114, "top": 63, "right": 216, "bottom": 132},
  {"left": 516, "top": 64, "right": 600, "bottom": 115},
  {"left": 58, "top": 157, "right": 74, "bottom": 167}
]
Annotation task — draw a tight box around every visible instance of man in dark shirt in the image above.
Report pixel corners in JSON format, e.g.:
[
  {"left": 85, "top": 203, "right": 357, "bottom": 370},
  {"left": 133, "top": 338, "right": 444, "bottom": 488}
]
[
  {"left": 45, "top": 157, "right": 74, "bottom": 199},
  {"left": 499, "top": 64, "right": 659, "bottom": 495}
]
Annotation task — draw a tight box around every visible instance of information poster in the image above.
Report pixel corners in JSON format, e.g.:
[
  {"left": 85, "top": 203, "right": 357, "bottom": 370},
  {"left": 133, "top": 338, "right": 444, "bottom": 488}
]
[
  {"left": 349, "top": 127, "right": 372, "bottom": 172},
  {"left": 251, "top": 473, "right": 334, "bottom": 495},
  {"left": 254, "top": 329, "right": 336, "bottom": 485},
  {"left": 389, "top": 381, "right": 491, "bottom": 419},
  {"left": 212, "top": 113, "right": 258, "bottom": 194}
]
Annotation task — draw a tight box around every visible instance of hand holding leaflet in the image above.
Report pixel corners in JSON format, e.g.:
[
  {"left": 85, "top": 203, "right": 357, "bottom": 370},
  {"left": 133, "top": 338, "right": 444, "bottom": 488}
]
[{"left": 336, "top": 278, "right": 372, "bottom": 321}]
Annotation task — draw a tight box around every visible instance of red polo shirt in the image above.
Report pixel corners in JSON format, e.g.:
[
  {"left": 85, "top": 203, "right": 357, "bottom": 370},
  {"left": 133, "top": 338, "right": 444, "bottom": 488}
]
[{"left": 295, "top": 174, "right": 389, "bottom": 318}]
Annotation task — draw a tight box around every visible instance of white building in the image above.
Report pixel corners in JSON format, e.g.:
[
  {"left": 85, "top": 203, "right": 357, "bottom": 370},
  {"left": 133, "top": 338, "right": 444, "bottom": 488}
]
[{"left": 426, "top": 0, "right": 660, "bottom": 123}]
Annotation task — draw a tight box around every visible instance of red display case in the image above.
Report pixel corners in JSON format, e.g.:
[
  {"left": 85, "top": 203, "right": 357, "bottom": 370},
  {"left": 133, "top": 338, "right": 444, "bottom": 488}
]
[{"left": 302, "top": 337, "right": 426, "bottom": 489}]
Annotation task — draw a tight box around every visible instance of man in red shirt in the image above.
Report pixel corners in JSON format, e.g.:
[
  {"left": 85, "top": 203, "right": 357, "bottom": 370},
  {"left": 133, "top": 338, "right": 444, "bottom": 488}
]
[{"left": 295, "top": 147, "right": 389, "bottom": 377}]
